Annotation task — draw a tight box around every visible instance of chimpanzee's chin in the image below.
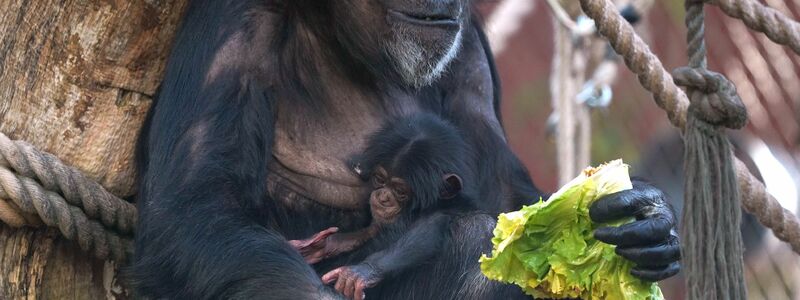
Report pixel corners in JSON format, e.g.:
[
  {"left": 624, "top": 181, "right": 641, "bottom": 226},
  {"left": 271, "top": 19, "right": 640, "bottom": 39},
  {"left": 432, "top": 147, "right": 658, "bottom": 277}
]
[{"left": 385, "top": 16, "right": 463, "bottom": 88}]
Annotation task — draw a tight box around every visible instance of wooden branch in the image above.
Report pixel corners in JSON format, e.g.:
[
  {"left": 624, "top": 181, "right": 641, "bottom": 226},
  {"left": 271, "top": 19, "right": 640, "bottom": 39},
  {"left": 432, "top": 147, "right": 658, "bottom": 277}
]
[{"left": 0, "top": 1, "right": 188, "bottom": 298}]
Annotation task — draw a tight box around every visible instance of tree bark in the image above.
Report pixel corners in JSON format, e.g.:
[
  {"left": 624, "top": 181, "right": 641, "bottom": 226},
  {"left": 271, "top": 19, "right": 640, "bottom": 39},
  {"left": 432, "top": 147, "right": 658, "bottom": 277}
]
[{"left": 0, "top": 1, "right": 187, "bottom": 298}]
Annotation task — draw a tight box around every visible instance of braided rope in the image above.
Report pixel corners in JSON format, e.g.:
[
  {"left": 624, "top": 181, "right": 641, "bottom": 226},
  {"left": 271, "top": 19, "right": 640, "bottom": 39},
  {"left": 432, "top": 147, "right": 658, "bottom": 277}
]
[
  {"left": 579, "top": 0, "right": 800, "bottom": 254},
  {"left": 0, "top": 165, "right": 132, "bottom": 261},
  {"left": 0, "top": 133, "right": 136, "bottom": 234},
  {"left": 0, "top": 198, "right": 30, "bottom": 227},
  {"left": 686, "top": 0, "right": 708, "bottom": 68},
  {"left": 706, "top": 0, "right": 800, "bottom": 55},
  {"left": 735, "top": 158, "right": 800, "bottom": 250}
]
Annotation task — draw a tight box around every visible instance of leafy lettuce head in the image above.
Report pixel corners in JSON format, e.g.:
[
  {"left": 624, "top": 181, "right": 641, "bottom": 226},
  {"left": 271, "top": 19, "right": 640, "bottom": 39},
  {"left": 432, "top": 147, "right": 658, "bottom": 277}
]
[{"left": 479, "top": 159, "right": 663, "bottom": 299}]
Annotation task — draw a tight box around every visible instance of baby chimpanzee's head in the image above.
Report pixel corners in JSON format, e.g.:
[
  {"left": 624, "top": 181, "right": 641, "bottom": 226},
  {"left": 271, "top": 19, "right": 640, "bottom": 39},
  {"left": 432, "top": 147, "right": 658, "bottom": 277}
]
[{"left": 353, "top": 113, "right": 473, "bottom": 224}]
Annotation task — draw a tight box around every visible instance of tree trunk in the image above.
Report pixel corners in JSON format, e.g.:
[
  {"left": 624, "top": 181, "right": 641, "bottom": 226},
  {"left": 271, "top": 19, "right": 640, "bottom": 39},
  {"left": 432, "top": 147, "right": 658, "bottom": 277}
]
[{"left": 0, "top": 1, "right": 187, "bottom": 298}]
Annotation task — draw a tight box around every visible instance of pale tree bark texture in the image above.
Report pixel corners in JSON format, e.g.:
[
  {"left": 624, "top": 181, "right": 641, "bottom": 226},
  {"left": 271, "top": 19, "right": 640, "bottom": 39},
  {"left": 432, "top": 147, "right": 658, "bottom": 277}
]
[{"left": 0, "top": 1, "right": 187, "bottom": 298}]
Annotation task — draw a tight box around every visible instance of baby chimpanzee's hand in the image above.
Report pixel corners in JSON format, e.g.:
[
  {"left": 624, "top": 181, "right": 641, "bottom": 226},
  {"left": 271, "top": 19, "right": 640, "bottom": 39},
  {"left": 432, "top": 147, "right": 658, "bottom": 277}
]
[
  {"left": 288, "top": 227, "right": 339, "bottom": 264},
  {"left": 321, "top": 264, "right": 382, "bottom": 300}
]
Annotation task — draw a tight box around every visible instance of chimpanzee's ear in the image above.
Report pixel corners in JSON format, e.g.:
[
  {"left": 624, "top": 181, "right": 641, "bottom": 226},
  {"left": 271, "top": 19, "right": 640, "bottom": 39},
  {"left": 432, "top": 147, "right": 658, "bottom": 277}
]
[{"left": 440, "top": 174, "right": 463, "bottom": 199}]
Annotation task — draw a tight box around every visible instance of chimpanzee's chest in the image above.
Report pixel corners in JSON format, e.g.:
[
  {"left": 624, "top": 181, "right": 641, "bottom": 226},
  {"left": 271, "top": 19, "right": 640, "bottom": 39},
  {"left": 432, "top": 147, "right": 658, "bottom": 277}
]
[{"left": 266, "top": 90, "right": 428, "bottom": 225}]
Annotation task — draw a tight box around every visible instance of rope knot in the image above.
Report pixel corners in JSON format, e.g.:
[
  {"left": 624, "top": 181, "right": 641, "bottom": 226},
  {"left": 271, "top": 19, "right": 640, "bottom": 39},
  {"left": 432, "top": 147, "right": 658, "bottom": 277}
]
[{"left": 672, "top": 67, "right": 748, "bottom": 129}]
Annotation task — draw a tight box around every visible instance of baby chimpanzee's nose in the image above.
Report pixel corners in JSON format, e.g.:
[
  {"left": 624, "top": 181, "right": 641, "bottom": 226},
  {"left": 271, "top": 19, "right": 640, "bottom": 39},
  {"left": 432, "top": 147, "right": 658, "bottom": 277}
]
[
  {"left": 380, "top": 196, "right": 393, "bottom": 206},
  {"left": 371, "top": 189, "right": 392, "bottom": 206}
]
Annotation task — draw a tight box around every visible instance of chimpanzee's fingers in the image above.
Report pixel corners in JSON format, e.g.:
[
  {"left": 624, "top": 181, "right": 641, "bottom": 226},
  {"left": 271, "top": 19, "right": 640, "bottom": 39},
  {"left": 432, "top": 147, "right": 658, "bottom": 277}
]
[
  {"left": 354, "top": 281, "right": 366, "bottom": 300},
  {"left": 594, "top": 216, "right": 673, "bottom": 247},
  {"left": 322, "top": 268, "right": 342, "bottom": 284},
  {"left": 305, "top": 254, "right": 322, "bottom": 265},
  {"left": 615, "top": 235, "right": 681, "bottom": 267},
  {"left": 344, "top": 276, "right": 356, "bottom": 299},
  {"left": 318, "top": 227, "right": 339, "bottom": 237},
  {"left": 310, "top": 227, "right": 339, "bottom": 245},
  {"left": 631, "top": 262, "right": 681, "bottom": 282},
  {"left": 589, "top": 189, "right": 646, "bottom": 223},
  {"left": 287, "top": 239, "right": 304, "bottom": 249},
  {"left": 335, "top": 276, "right": 346, "bottom": 294}
]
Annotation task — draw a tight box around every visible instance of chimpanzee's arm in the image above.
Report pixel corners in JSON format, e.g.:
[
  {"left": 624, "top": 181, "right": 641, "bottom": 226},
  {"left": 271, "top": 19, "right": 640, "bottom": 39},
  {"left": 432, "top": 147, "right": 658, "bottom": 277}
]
[
  {"left": 130, "top": 2, "right": 337, "bottom": 298},
  {"left": 290, "top": 227, "right": 380, "bottom": 264},
  {"left": 442, "top": 20, "right": 680, "bottom": 282}
]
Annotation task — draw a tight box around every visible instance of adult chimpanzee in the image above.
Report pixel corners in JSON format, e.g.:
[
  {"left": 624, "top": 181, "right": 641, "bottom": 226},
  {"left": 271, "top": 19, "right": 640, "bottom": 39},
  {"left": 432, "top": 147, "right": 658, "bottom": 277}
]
[
  {"left": 131, "top": 0, "right": 681, "bottom": 299},
  {"left": 289, "top": 113, "right": 479, "bottom": 299}
]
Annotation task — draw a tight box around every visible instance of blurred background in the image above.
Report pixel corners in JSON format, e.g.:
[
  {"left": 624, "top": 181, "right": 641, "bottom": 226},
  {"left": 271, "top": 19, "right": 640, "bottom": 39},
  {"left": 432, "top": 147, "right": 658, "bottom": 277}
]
[{"left": 476, "top": 0, "right": 800, "bottom": 299}]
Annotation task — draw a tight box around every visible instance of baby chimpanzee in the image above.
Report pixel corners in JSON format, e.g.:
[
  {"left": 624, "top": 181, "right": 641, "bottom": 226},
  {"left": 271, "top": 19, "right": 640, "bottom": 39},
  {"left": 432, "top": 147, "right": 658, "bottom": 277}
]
[{"left": 288, "top": 113, "right": 477, "bottom": 299}]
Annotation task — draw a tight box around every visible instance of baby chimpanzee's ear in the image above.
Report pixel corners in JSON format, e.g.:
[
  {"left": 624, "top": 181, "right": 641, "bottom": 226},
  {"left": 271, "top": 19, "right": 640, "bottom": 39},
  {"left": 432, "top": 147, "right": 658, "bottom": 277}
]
[{"left": 440, "top": 174, "right": 463, "bottom": 199}]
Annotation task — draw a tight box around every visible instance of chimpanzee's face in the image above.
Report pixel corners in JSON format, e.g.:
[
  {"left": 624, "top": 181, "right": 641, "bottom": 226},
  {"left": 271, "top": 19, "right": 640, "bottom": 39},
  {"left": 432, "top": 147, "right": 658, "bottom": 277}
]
[
  {"left": 369, "top": 166, "right": 411, "bottom": 224},
  {"left": 335, "top": 0, "right": 470, "bottom": 87}
]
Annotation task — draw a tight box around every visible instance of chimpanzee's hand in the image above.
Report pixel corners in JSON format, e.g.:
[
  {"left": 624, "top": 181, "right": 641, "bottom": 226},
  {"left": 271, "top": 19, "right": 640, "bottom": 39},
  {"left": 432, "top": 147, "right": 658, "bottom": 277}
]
[
  {"left": 287, "top": 227, "right": 339, "bottom": 264},
  {"left": 321, "top": 263, "right": 382, "bottom": 300},
  {"left": 589, "top": 179, "right": 681, "bottom": 281}
]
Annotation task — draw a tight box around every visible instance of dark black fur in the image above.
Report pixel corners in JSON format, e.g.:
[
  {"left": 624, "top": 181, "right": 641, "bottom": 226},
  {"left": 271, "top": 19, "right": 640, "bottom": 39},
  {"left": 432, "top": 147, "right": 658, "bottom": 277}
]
[
  {"left": 131, "top": 0, "right": 678, "bottom": 298},
  {"left": 131, "top": 1, "right": 537, "bottom": 298}
]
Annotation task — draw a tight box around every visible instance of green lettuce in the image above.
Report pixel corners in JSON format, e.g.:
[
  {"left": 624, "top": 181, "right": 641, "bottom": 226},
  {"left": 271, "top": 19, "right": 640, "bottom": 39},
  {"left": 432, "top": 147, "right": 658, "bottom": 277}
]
[{"left": 479, "top": 160, "right": 663, "bottom": 299}]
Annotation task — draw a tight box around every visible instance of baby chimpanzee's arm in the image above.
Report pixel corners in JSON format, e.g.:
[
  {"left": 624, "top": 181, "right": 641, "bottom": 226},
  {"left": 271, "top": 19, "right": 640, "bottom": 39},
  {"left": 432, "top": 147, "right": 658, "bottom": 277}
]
[
  {"left": 321, "top": 214, "right": 450, "bottom": 299},
  {"left": 290, "top": 227, "right": 381, "bottom": 264},
  {"left": 289, "top": 227, "right": 340, "bottom": 264}
]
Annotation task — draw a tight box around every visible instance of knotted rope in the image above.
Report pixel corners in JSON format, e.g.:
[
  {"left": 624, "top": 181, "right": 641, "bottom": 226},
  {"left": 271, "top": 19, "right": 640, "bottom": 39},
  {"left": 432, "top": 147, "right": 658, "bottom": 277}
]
[
  {"left": 677, "top": 1, "right": 747, "bottom": 298},
  {"left": 578, "top": 0, "right": 800, "bottom": 258},
  {"left": 0, "top": 132, "right": 134, "bottom": 262},
  {"left": 676, "top": 72, "right": 748, "bottom": 298}
]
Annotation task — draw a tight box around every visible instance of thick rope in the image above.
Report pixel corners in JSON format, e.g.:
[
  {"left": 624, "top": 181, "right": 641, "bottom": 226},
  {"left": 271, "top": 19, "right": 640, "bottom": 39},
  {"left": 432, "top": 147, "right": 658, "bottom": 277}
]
[
  {"left": 685, "top": 0, "right": 708, "bottom": 69},
  {"left": 680, "top": 2, "right": 747, "bottom": 297},
  {"left": 706, "top": 0, "right": 800, "bottom": 56},
  {"left": 0, "top": 198, "right": 31, "bottom": 227},
  {"left": 0, "top": 133, "right": 136, "bottom": 234},
  {"left": 578, "top": 0, "right": 690, "bottom": 130},
  {"left": 579, "top": 0, "right": 800, "bottom": 255},
  {"left": 735, "top": 158, "right": 800, "bottom": 249},
  {"left": 0, "top": 197, "right": 41, "bottom": 227},
  {"left": 0, "top": 132, "right": 135, "bottom": 262},
  {"left": 0, "top": 165, "right": 133, "bottom": 261},
  {"left": 677, "top": 63, "right": 748, "bottom": 300}
]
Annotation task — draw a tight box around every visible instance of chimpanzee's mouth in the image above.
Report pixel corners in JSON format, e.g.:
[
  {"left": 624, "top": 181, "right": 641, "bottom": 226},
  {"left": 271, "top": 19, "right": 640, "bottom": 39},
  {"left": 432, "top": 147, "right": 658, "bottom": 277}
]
[{"left": 388, "top": 9, "right": 459, "bottom": 28}]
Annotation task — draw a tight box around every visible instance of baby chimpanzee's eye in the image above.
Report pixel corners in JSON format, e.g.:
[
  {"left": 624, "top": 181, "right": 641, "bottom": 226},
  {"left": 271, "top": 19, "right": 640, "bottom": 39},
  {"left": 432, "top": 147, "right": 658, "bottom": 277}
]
[
  {"left": 395, "top": 188, "right": 410, "bottom": 202},
  {"left": 372, "top": 175, "right": 386, "bottom": 187}
]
